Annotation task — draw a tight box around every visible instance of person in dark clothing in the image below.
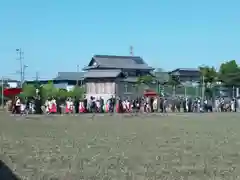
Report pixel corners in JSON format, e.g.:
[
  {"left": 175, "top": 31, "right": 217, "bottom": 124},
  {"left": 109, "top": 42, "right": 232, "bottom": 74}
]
[
  {"left": 74, "top": 97, "right": 79, "bottom": 114},
  {"left": 25, "top": 97, "right": 30, "bottom": 114},
  {"left": 188, "top": 98, "right": 192, "bottom": 112},
  {"left": 118, "top": 99, "right": 123, "bottom": 113},
  {"left": 100, "top": 97, "right": 104, "bottom": 113},
  {"left": 34, "top": 96, "right": 42, "bottom": 114},
  {"left": 108, "top": 96, "right": 115, "bottom": 113},
  {"left": 150, "top": 97, "right": 154, "bottom": 113},
  {"left": 159, "top": 98, "right": 164, "bottom": 113},
  {"left": 56, "top": 97, "right": 61, "bottom": 114},
  {"left": 89, "top": 96, "right": 96, "bottom": 113}
]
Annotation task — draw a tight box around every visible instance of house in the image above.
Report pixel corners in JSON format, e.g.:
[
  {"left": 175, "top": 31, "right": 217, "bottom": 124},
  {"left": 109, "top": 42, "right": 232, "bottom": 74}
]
[
  {"left": 54, "top": 72, "right": 85, "bottom": 91},
  {"left": 83, "top": 55, "right": 154, "bottom": 101},
  {"left": 169, "top": 68, "right": 201, "bottom": 83},
  {"left": 2, "top": 79, "right": 20, "bottom": 88}
]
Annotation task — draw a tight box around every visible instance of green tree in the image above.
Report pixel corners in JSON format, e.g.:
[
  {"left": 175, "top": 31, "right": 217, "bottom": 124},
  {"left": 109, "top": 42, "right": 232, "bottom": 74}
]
[
  {"left": 68, "top": 86, "right": 85, "bottom": 99},
  {"left": 42, "top": 82, "right": 58, "bottom": 99},
  {"left": 21, "top": 84, "right": 36, "bottom": 98},
  {"left": 199, "top": 66, "right": 217, "bottom": 84},
  {"left": 56, "top": 88, "right": 69, "bottom": 99},
  {"left": 199, "top": 66, "right": 218, "bottom": 98},
  {"left": 137, "top": 74, "right": 155, "bottom": 84},
  {"left": 219, "top": 60, "right": 240, "bottom": 87},
  {"left": 167, "top": 74, "right": 181, "bottom": 96}
]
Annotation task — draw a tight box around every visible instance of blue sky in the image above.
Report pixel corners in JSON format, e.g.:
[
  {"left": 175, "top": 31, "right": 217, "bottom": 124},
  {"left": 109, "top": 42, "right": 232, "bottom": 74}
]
[{"left": 0, "top": 0, "right": 239, "bottom": 80}]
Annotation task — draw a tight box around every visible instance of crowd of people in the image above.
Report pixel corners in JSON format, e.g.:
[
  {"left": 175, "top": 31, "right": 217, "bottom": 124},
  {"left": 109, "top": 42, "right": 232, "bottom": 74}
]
[{"left": 7, "top": 94, "right": 240, "bottom": 115}]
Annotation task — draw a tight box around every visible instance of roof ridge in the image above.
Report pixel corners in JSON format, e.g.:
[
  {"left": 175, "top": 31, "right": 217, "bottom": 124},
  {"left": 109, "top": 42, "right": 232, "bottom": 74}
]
[
  {"left": 94, "top": 55, "right": 141, "bottom": 59},
  {"left": 58, "top": 71, "right": 84, "bottom": 73}
]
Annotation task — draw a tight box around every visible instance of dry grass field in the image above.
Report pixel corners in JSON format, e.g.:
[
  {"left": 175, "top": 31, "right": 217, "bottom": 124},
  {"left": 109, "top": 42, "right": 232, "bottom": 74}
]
[{"left": 1, "top": 113, "right": 240, "bottom": 180}]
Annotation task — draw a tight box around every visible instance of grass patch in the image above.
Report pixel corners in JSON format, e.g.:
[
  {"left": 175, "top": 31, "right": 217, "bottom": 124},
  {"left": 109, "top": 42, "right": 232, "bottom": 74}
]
[{"left": 0, "top": 113, "right": 240, "bottom": 179}]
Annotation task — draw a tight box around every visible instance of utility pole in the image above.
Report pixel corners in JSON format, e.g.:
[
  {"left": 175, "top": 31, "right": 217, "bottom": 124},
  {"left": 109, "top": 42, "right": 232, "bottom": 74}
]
[
  {"left": 16, "top": 48, "right": 24, "bottom": 87},
  {"left": 22, "top": 65, "right": 28, "bottom": 85}
]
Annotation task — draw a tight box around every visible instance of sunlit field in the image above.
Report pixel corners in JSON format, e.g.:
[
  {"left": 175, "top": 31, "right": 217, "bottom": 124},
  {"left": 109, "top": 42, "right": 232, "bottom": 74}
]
[{"left": 1, "top": 113, "right": 240, "bottom": 179}]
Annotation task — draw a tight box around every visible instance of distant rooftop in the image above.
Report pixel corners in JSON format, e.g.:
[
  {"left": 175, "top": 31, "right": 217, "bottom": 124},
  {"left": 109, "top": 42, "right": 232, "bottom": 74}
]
[
  {"left": 84, "top": 69, "right": 122, "bottom": 78},
  {"left": 54, "top": 72, "right": 85, "bottom": 81},
  {"left": 84, "top": 55, "right": 153, "bottom": 70},
  {"left": 171, "top": 68, "right": 200, "bottom": 72}
]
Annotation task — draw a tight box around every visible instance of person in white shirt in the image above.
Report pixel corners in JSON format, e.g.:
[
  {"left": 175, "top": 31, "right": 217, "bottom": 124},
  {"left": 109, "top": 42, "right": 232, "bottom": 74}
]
[
  {"left": 48, "top": 99, "right": 52, "bottom": 114},
  {"left": 15, "top": 97, "right": 21, "bottom": 114},
  {"left": 45, "top": 99, "right": 49, "bottom": 113},
  {"left": 66, "top": 97, "right": 73, "bottom": 113}
]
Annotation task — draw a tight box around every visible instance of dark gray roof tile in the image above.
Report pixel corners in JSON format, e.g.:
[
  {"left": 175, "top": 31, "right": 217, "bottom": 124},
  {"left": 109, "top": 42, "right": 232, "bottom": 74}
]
[
  {"left": 87, "top": 55, "right": 153, "bottom": 70},
  {"left": 171, "top": 68, "right": 200, "bottom": 72},
  {"left": 55, "top": 72, "right": 85, "bottom": 81},
  {"left": 84, "top": 69, "right": 122, "bottom": 78}
]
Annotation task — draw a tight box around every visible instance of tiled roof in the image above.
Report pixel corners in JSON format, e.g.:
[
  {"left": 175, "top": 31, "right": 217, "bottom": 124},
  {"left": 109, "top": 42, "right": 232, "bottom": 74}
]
[
  {"left": 83, "top": 69, "right": 122, "bottom": 78},
  {"left": 85, "top": 55, "right": 153, "bottom": 70},
  {"left": 171, "top": 68, "right": 200, "bottom": 72},
  {"left": 54, "top": 72, "right": 85, "bottom": 81}
]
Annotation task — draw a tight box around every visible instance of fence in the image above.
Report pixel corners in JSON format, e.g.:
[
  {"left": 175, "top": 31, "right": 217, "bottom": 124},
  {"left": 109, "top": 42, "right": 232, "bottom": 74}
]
[{"left": 157, "top": 85, "right": 239, "bottom": 98}]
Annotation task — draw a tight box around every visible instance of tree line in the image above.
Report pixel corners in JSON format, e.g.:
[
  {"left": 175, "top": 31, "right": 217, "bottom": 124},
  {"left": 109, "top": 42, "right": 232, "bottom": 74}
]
[
  {"left": 137, "top": 60, "right": 240, "bottom": 97},
  {"left": 20, "top": 82, "right": 85, "bottom": 100},
  {"left": 139, "top": 60, "right": 240, "bottom": 87},
  {"left": 1, "top": 60, "right": 239, "bottom": 101}
]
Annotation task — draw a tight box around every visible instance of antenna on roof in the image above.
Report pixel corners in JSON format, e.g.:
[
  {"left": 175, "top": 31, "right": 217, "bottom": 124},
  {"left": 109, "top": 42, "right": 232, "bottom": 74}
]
[{"left": 130, "top": 46, "right": 134, "bottom": 56}]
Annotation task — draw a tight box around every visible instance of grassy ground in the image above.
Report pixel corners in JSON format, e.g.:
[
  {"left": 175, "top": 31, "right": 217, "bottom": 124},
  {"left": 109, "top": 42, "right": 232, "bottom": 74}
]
[{"left": 1, "top": 113, "right": 240, "bottom": 180}]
